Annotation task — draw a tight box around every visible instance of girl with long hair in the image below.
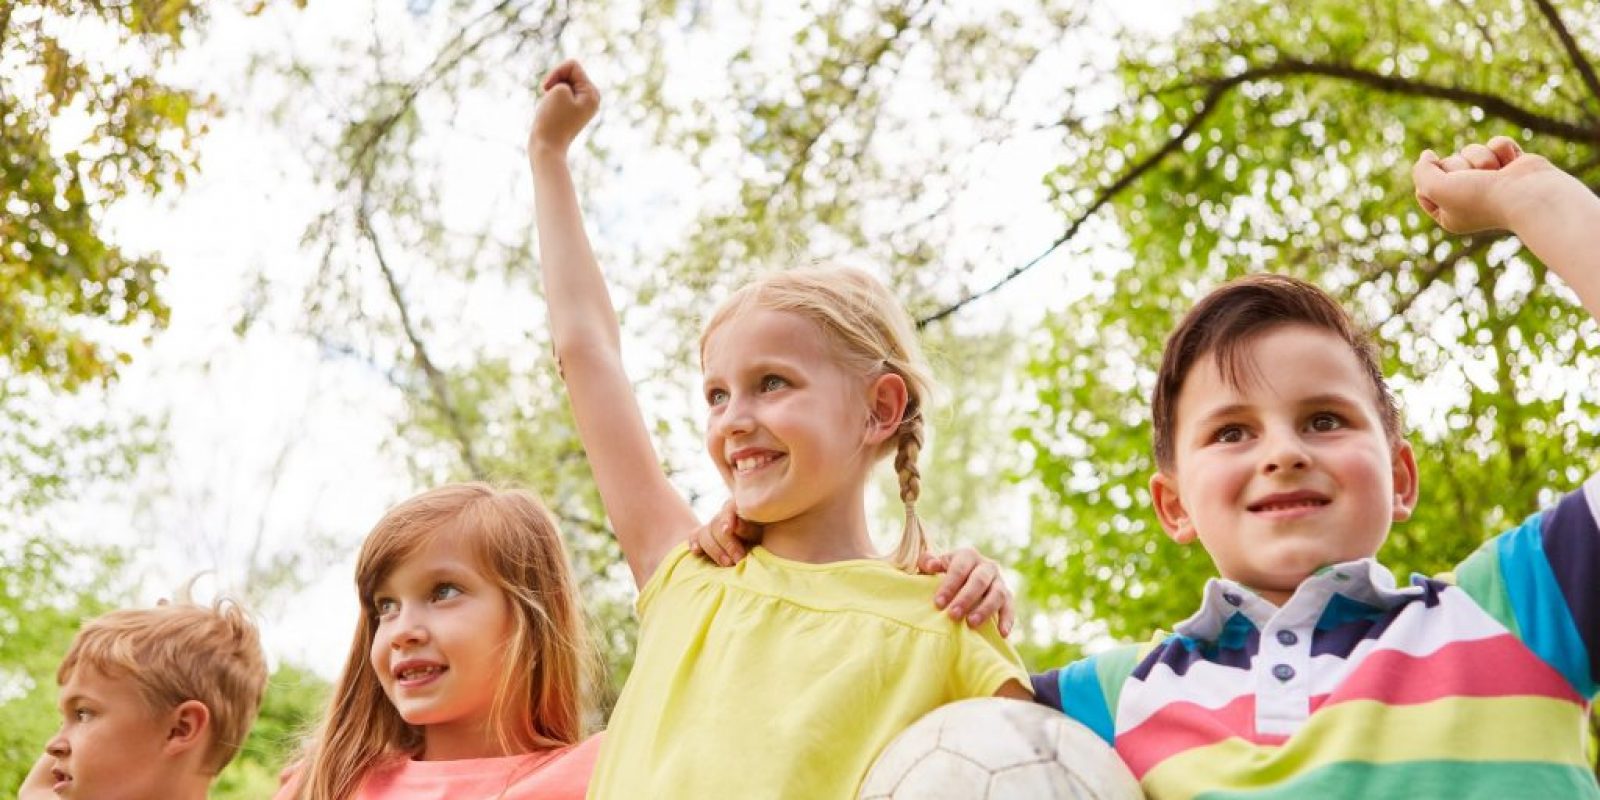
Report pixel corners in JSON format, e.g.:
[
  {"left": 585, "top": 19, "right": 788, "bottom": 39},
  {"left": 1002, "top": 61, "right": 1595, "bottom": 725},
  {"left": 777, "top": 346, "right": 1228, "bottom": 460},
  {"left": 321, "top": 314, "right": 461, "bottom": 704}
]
[
  {"left": 529, "top": 59, "right": 1030, "bottom": 798},
  {"left": 276, "top": 483, "right": 600, "bottom": 800}
]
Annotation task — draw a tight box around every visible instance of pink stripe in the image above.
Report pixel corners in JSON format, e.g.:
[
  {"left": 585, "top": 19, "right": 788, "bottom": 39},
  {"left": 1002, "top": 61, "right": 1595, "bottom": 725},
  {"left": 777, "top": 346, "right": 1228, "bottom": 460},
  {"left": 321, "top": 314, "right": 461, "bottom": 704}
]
[
  {"left": 1322, "top": 634, "right": 1582, "bottom": 707},
  {"left": 1115, "top": 694, "right": 1283, "bottom": 779}
]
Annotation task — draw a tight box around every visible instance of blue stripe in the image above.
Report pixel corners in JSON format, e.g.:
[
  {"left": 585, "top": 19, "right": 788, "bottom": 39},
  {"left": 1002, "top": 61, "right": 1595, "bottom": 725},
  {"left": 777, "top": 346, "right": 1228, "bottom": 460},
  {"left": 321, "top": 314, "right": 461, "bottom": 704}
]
[
  {"left": 1540, "top": 487, "right": 1600, "bottom": 693},
  {"left": 1498, "top": 511, "right": 1596, "bottom": 697},
  {"left": 1057, "top": 656, "right": 1115, "bottom": 745}
]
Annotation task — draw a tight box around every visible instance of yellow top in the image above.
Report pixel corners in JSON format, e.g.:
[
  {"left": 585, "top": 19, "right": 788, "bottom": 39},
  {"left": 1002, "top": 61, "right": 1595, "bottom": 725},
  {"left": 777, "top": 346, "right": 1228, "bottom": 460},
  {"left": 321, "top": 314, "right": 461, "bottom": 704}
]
[{"left": 587, "top": 543, "right": 1028, "bottom": 799}]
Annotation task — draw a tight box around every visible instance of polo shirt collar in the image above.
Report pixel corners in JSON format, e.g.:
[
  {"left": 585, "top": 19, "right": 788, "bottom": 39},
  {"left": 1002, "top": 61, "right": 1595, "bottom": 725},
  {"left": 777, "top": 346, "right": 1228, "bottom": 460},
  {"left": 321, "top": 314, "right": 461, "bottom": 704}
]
[{"left": 1173, "top": 558, "right": 1424, "bottom": 642}]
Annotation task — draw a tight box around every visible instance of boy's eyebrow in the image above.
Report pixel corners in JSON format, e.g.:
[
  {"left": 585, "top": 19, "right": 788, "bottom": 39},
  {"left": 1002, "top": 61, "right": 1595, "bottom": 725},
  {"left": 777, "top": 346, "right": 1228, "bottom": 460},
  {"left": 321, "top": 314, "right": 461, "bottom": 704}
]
[{"left": 1297, "top": 392, "right": 1365, "bottom": 408}]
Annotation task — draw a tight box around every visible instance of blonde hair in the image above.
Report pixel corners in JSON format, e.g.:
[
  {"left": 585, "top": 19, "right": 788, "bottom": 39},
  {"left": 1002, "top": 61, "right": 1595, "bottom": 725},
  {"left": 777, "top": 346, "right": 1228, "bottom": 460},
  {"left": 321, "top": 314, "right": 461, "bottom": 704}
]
[
  {"left": 294, "top": 483, "right": 596, "bottom": 800},
  {"left": 57, "top": 594, "right": 268, "bottom": 774},
  {"left": 699, "top": 264, "right": 937, "bottom": 571}
]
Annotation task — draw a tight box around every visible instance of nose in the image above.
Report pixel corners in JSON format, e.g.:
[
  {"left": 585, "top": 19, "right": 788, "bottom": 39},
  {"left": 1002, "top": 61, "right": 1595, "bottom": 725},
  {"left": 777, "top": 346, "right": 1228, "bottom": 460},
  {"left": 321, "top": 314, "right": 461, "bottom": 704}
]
[
  {"left": 1260, "top": 427, "right": 1311, "bottom": 475},
  {"left": 46, "top": 731, "right": 68, "bottom": 757},
  {"left": 385, "top": 607, "right": 429, "bottom": 651},
  {"left": 715, "top": 392, "right": 755, "bottom": 439}
]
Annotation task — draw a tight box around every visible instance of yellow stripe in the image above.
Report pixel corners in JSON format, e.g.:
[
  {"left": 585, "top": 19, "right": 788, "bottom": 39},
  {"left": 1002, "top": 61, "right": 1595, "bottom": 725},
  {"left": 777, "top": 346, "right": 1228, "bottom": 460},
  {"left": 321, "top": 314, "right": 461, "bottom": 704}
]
[{"left": 1142, "top": 695, "right": 1588, "bottom": 800}]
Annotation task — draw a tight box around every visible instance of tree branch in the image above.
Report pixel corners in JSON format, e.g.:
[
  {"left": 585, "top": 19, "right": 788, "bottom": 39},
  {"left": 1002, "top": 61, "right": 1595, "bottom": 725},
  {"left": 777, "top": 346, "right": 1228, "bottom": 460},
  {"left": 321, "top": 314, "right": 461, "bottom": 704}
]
[
  {"left": 1531, "top": 0, "right": 1600, "bottom": 112},
  {"left": 917, "top": 69, "right": 1240, "bottom": 327},
  {"left": 356, "top": 194, "right": 486, "bottom": 480},
  {"left": 763, "top": 0, "right": 934, "bottom": 210},
  {"left": 1375, "top": 233, "right": 1504, "bottom": 329},
  {"left": 917, "top": 57, "right": 1600, "bottom": 327}
]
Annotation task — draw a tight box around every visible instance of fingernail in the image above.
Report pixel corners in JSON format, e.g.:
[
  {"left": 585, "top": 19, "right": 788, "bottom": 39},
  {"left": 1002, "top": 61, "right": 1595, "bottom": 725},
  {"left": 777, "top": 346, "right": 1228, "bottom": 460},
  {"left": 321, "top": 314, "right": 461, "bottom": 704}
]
[{"left": 934, "top": 594, "right": 948, "bottom": 608}]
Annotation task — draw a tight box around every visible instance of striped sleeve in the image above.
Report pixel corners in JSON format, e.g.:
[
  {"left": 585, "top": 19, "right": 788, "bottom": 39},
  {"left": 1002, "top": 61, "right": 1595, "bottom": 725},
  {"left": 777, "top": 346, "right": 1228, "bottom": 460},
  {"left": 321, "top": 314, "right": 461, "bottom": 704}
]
[
  {"left": 1030, "top": 643, "right": 1146, "bottom": 745},
  {"left": 1454, "top": 474, "right": 1600, "bottom": 699}
]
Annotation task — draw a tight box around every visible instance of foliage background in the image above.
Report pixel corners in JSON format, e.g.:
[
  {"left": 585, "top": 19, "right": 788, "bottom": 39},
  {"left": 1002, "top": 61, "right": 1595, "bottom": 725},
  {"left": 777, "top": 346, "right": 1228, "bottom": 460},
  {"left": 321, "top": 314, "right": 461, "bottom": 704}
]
[{"left": 3, "top": 0, "right": 1596, "bottom": 791}]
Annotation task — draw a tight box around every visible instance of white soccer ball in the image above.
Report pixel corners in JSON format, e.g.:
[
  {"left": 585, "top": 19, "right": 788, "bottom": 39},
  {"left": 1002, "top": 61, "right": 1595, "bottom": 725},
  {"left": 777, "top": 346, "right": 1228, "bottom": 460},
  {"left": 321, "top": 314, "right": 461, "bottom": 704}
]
[{"left": 858, "top": 698, "right": 1143, "bottom": 799}]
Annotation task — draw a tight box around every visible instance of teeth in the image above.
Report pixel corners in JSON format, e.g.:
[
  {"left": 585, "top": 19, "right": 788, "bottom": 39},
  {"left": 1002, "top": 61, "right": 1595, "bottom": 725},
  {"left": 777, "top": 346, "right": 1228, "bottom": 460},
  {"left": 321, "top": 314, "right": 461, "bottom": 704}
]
[
  {"left": 399, "top": 666, "right": 442, "bottom": 680},
  {"left": 734, "top": 453, "right": 781, "bottom": 473}
]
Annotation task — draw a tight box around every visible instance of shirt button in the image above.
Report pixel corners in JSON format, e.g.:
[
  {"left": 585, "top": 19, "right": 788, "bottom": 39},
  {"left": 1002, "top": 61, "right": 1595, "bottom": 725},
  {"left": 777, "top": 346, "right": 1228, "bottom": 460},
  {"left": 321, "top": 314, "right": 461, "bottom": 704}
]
[
  {"left": 1276, "top": 630, "right": 1299, "bottom": 646},
  {"left": 1223, "top": 592, "right": 1243, "bottom": 606},
  {"left": 1272, "top": 664, "right": 1296, "bottom": 682}
]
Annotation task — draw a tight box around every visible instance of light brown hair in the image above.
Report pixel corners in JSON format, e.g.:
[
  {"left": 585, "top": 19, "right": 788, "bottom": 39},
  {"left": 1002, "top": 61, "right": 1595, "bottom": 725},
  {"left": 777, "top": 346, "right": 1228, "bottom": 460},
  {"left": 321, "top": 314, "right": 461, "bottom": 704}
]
[
  {"left": 1151, "top": 273, "right": 1402, "bottom": 471},
  {"left": 57, "top": 595, "right": 268, "bottom": 774},
  {"left": 700, "top": 264, "right": 937, "bottom": 571},
  {"left": 294, "top": 483, "right": 596, "bottom": 800}
]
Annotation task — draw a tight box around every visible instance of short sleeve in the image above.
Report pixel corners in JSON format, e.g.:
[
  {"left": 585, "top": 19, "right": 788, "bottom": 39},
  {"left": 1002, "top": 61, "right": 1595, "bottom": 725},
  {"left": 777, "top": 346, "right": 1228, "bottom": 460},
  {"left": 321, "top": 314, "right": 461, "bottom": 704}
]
[
  {"left": 1453, "top": 474, "right": 1600, "bottom": 699},
  {"left": 949, "top": 620, "right": 1028, "bottom": 699},
  {"left": 636, "top": 542, "right": 695, "bottom": 619},
  {"left": 1030, "top": 643, "right": 1146, "bottom": 746}
]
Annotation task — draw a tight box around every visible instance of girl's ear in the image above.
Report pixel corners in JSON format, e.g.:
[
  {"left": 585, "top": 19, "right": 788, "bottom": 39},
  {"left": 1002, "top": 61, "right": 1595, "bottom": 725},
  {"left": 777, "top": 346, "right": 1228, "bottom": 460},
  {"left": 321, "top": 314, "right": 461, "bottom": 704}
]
[
  {"left": 1150, "top": 471, "right": 1197, "bottom": 544},
  {"left": 864, "top": 372, "right": 909, "bottom": 446}
]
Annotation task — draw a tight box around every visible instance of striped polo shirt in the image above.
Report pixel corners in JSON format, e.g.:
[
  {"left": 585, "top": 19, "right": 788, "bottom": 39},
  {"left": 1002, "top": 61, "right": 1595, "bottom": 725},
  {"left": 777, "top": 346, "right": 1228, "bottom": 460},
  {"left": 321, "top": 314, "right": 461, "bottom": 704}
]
[{"left": 1032, "top": 474, "right": 1600, "bottom": 799}]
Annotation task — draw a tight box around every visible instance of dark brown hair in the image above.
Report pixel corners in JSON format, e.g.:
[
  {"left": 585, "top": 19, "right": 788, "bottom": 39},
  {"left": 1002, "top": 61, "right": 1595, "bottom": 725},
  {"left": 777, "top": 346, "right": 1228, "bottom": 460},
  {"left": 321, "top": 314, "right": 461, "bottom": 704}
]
[{"left": 1151, "top": 273, "right": 1401, "bottom": 470}]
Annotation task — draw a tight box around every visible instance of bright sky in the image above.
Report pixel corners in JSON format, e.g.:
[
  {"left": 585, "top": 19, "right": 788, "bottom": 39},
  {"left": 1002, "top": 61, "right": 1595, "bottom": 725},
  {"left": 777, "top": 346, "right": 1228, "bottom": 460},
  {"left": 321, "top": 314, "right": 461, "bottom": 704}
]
[{"left": 51, "top": 0, "right": 1202, "bottom": 679}]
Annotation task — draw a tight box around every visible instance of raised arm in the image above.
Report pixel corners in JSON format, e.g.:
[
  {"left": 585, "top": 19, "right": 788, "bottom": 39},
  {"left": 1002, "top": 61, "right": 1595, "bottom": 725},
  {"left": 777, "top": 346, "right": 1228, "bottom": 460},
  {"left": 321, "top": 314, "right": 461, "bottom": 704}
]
[
  {"left": 528, "top": 59, "right": 699, "bottom": 586},
  {"left": 1413, "top": 136, "right": 1600, "bottom": 321}
]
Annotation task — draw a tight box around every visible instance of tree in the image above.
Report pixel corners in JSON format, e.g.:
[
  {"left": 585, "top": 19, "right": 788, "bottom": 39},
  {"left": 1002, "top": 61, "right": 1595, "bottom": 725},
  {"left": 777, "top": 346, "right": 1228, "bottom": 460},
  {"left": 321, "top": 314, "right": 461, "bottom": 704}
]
[
  {"left": 0, "top": 0, "right": 303, "bottom": 789},
  {"left": 253, "top": 0, "right": 1068, "bottom": 699},
  {"left": 1013, "top": 0, "right": 1600, "bottom": 652}
]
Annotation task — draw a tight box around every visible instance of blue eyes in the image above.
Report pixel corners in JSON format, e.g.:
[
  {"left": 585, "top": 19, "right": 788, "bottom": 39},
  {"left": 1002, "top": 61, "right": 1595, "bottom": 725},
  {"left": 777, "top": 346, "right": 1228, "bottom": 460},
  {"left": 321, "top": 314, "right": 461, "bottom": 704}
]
[
  {"left": 372, "top": 583, "right": 463, "bottom": 618},
  {"left": 706, "top": 375, "right": 788, "bottom": 406}
]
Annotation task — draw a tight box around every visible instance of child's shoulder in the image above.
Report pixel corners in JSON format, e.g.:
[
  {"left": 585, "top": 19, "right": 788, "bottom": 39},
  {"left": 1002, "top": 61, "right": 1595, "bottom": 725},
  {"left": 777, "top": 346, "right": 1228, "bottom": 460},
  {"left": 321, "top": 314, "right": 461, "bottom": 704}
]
[{"left": 644, "top": 542, "right": 969, "bottom": 632}]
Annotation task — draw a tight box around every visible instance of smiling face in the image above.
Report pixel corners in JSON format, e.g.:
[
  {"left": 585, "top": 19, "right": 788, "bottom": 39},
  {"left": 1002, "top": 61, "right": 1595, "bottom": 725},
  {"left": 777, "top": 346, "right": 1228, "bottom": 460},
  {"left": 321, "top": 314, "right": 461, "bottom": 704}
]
[
  {"left": 701, "top": 308, "right": 879, "bottom": 526},
  {"left": 1150, "top": 324, "right": 1418, "bottom": 604},
  {"left": 45, "top": 667, "right": 177, "bottom": 800},
  {"left": 368, "top": 533, "right": 517, "bottom": 759}
]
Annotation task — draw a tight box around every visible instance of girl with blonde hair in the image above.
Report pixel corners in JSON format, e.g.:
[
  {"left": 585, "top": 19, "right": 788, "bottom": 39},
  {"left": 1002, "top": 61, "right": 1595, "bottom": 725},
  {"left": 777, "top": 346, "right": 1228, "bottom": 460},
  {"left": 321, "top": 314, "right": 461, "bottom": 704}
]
[
  {"left": 275, "top": 483, "right": 600, "bottom": 800},
  {"left": 529, "top": 60, "right": 1030, "bottom": 798}
]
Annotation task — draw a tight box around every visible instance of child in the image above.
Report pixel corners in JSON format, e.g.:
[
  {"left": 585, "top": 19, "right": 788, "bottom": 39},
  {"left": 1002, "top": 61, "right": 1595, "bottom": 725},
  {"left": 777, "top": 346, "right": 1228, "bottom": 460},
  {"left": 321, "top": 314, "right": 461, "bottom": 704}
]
[
  {"left": 1031, "top": 136, "right": 1600, "bottom": 798},
  {"left": 276, "top": 483, "right": 601, "bottom": 800},
  {"left": 528, "top": 60, "right": 1030, "bottom": 798},
  {"left": 17, "top": 594, "right": 269, "bottom": 800}
]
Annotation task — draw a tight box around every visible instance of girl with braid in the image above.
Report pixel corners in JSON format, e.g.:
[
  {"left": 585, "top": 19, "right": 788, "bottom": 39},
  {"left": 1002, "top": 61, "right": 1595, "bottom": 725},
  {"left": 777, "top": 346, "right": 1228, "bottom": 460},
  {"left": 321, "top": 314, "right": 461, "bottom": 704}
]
[{"left": 528, "top": 59, "right": 1029, "bottom": 798}]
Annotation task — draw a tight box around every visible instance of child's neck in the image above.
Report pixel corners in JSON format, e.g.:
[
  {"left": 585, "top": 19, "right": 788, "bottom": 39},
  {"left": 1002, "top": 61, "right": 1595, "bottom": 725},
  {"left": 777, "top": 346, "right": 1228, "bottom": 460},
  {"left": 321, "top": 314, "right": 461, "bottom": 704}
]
[
  {"left": 422, "top": 720, "right": 517, "bottom": 761},
  {"left": 757, "top": 488, "right": 877, "bottom": 564}
]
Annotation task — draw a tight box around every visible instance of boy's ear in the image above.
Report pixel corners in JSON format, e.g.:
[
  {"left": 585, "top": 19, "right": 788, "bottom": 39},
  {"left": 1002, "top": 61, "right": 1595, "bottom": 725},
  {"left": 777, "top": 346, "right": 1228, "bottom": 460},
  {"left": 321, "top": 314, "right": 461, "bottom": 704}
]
[
  {"left": 864, "top": 373, "right": 909, "bottom": 446},
  {"left": 163, "top": 700, "right": 211, "bottom": 757},
  {"left": 1389, "top": 439, "right": 1420, "bottom": 522},
  {"left": 1150, "top": 471, "right": 1197, "bottom": 544}
]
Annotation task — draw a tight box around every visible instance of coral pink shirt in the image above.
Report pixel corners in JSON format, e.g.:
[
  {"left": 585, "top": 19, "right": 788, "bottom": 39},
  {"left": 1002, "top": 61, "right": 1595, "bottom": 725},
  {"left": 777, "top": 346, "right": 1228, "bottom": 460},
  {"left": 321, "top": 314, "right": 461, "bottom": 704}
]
[{"left": 273, "top": 735, "right": 600, "bottom": 800}]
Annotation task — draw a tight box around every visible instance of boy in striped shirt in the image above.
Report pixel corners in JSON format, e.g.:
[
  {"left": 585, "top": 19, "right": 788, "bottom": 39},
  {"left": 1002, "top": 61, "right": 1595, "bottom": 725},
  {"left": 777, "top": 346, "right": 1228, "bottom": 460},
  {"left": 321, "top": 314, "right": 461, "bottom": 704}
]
[{"left": 1032, "top": 136, "right": 1600, "bottom": 798}]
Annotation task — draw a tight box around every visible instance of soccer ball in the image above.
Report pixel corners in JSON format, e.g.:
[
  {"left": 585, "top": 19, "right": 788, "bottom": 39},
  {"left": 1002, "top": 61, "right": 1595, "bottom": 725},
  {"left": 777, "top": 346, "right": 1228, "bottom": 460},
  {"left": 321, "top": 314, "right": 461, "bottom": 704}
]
[{"left": 858, "top": 698, "right": 1143, "bottom": 799}]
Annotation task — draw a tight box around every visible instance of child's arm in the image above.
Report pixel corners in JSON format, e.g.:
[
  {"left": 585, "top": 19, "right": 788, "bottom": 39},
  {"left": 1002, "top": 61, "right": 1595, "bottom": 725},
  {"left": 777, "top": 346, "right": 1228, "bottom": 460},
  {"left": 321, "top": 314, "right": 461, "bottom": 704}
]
[
  {"left": 529, "top": 59, "right": 699, "bottom": 587},
  {"left": 689, "top": 500, "right": 1018, "bottom": 636},
  {"left": 18, "top": 753, "right": 54, "bottom": 800},
  {"left": 1413, "top": 136, "right": 1600, "bottom": 320}
]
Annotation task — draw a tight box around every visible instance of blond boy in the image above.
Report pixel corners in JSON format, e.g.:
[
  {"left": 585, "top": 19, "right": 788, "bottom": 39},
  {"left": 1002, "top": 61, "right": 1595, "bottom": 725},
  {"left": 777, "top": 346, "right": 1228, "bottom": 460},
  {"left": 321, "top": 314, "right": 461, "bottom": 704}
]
[{"left": 16, "top": 597, "right": 268, "bottom": 800}]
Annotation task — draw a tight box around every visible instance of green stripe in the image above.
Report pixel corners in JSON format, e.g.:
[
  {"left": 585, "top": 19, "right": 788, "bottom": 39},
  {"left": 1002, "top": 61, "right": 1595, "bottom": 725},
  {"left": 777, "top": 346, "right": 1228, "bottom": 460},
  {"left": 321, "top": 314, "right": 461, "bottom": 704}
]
[
  {"left": 1452, "top": 538, "right": 1522, "bottom": 638},
  {"left": 1194, "top": 760, "right": 1599, "bottom": 800},
  {"left": 1096, "top": 642, "right": 1148, "bottom": 720}
]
